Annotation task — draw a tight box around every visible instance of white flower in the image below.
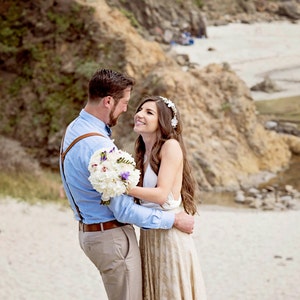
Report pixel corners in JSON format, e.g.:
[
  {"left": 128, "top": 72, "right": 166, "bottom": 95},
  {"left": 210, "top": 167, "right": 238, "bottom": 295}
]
[
  {"left": 171, "top": 118, "right": 178, "bottom": 128},
  {"left": 88, "top": 147, "right": 140, "bottom": 205},
  {"left": 159, "top": 96, "right": 178, "bottom": 128}
]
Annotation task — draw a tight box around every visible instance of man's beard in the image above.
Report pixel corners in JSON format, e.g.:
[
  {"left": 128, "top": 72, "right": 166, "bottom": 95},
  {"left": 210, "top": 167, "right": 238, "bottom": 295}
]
[{"left": 108, "top": 106, "right": 118, "bottom": 127}]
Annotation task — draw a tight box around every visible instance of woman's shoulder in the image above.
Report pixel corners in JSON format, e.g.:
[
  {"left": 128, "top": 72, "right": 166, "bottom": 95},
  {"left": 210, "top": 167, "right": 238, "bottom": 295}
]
[
  {"left": 163, "top": 138, "right": 180, "bottom": 148},
  {"left": 161, "top": 139, "right": 182, "bottom": 157}
]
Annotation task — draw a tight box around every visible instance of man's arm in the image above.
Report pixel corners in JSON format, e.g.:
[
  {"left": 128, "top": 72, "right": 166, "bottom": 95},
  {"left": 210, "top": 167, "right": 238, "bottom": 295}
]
[{"left": 109, "top": 195, "right": 194, "bottom": 234}]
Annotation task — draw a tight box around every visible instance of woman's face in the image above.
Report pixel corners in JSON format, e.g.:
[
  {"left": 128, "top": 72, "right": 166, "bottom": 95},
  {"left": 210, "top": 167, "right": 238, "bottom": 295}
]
[{"left": 133, "top": 101, "right": 159, "bottom": 135}]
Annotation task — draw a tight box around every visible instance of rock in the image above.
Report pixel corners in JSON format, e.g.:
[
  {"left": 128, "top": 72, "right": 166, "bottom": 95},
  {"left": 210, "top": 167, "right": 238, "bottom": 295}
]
[
  {"left": 281, "top": 135, "right": 300, "bottom": 154},
  {"left": 250, "top": 76, "right": 282, "bottom": 93},
  {"left": 235, "top": 190, "right": 245, "bottom": 203},
  {"left": 175, "top": 54, "right": 190, "bottom": 66},
  {"left": 163, "top": 29, "right": 174, "bottom": 43},
  {"left": 276, "top": 123, "right": 300, "bottom": 136},
  {"left": 273, "top": 203, "right": 286, "bottom": 211},
  {"left": 248, "top": 187, "right": 260, "bottom": 196},
  {"left": 232, "top": 182, "right": 300, "bottom": 210},
  {"left": 285, "top": 185, "right": 295, "bottom": 193},
  {"left": 287, "top": 199, "right": 300, "bottom": 209},
  {"left": 244, "top": 196, "right": 255, "bottom": 204},
  {"left": 61, "top": 61, "right": 75, "bottom": 74},
  {"left": 280, "top": 195, "right": 293, "bottom": 205},
  {"left": 265, "top": 121, "right": 278, "bottom": 130},
  {"left": 277, "top": 2, "right": 300, "bottom": 20},
  {"left": 249, "top": 198, "right": 262, "bottom": 209}
]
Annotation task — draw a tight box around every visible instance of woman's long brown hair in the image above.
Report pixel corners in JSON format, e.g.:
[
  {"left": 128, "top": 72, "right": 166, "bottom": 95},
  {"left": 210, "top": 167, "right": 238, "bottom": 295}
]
[{"left": 134, "top": 96, "right": 197, "bottom": 215}]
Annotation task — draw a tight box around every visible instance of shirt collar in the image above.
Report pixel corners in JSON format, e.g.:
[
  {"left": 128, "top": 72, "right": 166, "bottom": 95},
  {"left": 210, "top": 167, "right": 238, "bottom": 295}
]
[{"left": 79, "top": 109, "right": 112, "bottom": 137}]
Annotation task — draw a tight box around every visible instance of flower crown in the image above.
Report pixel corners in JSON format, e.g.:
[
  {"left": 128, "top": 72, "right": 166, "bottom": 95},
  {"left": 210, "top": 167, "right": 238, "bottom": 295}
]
[{"left": 159, "top": 96, "right": 178, "bottom": 128}]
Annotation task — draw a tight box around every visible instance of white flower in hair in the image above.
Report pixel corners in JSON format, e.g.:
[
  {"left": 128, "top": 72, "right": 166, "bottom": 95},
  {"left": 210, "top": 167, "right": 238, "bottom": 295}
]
[{"left": 159, "top": 96, "right": 178, "bottom": 128}]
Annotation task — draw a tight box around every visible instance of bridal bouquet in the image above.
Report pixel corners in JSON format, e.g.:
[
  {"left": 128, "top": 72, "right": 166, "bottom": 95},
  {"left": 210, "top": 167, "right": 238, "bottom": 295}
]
[{"left": 88, "top": 147, "right": 140, "bottom": 205}]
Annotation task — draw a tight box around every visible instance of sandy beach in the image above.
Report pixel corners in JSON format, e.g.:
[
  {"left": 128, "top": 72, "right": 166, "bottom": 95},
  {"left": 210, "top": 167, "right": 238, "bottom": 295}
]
[
  {"left": 1, "top": 198, "right": 300, "bottom": 300},
  {"left": 173, "top": 21, "right": 300, "bottom": 101},
  {"left": 1, "top": 21, "right": 300, "bottom": 300}
]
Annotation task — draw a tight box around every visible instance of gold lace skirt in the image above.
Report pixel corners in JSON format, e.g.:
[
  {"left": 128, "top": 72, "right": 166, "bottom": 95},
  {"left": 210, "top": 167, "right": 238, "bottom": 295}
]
[{"left": 140, "top": 225, "right": 207, "bottom": 300}]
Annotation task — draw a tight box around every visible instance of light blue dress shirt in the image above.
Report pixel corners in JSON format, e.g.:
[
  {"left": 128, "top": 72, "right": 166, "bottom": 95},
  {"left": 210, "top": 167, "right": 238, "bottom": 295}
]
[{"left": 60, "top": 109, "right": 174, "bottom": 229}]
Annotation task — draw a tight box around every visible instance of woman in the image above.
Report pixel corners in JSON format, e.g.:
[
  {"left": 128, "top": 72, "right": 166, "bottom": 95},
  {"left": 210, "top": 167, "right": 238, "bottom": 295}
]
[{"left": 128, "top": 96, "right": 207, "bottom": 300}]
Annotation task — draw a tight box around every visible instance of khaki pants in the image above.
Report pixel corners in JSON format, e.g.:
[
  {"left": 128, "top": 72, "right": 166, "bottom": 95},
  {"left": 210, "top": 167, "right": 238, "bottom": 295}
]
[{"left": 79, "top": 224, "right": 142, "bottom": 300}]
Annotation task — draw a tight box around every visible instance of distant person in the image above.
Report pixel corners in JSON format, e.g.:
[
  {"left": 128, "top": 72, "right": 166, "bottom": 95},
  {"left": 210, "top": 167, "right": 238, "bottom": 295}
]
[
  {"left": 180, "top": 31, "right": 194, "bottom": 45},
  {"left": 128, "top": 95, "right": 207, "bottom": 299},
  {"left": 59, "top": 69, "right": 194, "bottom": 300}
]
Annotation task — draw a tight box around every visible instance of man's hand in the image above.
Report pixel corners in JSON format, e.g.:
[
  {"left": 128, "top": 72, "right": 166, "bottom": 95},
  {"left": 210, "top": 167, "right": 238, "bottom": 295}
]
[{"left": 173, "top": 211, "right": 194, "bottom": 234}]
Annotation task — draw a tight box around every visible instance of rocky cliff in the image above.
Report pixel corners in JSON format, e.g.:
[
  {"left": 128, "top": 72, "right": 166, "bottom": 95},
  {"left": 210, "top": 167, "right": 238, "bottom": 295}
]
[
  {"left": 0, "top": 0, "right": 298, "bottom": 192},
  {"left": 106, "top": 0, "right": 300, "bottom": 44}
]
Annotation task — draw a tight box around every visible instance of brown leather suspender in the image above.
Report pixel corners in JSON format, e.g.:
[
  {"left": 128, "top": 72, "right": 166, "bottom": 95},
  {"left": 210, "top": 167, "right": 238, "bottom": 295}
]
[
  {"left": 60, "top": 132, "right": 104, "bottom": 221},
  {"left": 61, "top": 132, "right": 103, "bottom": 164}
]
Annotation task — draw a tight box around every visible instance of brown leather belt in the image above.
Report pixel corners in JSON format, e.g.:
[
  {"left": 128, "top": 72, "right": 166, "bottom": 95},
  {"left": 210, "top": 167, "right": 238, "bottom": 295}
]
[{"left": 79, "top": 220, "right": 127, "bottom": 232}]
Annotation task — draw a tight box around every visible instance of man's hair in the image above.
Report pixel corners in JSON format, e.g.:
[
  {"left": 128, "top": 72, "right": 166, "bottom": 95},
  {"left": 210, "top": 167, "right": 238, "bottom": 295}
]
[{"left": 88, "top": 69, "right": 135, "bottom": 102}]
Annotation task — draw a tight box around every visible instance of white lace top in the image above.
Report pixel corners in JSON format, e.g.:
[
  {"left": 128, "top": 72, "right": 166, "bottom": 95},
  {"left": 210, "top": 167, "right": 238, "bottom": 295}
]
[{"left": 140, "top": 164, "right": 182, "bottom": 211}]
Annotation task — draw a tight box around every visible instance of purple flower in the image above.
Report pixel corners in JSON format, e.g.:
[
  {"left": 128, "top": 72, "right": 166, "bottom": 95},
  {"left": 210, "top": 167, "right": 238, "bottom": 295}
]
[
  {"left": 100, "top": 151, "right": 108, "bottom": 161},
  {"left": 100, "top": 147, "right": 115, "bottom": 161},
  {"left": 120, "top": 171, "right": 130, "bottom": 181}
]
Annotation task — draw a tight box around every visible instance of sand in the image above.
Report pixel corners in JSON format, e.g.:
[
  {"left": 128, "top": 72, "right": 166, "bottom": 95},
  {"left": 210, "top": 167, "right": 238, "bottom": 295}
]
[
  {"left": 173, "top": 21, "right": 300, "bottom": 101},
  {"left": 1, "top": 199, "right": 300, "bottom": 300}
]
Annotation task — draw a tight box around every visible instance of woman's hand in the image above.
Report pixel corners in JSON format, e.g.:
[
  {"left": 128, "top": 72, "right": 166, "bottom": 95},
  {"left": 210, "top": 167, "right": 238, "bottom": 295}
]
[{"left": 173, "top": 211, "right": 194, "bottom": 234}]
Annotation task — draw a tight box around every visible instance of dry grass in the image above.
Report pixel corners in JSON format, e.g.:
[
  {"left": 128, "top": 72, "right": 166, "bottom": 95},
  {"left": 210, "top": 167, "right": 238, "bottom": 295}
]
[
  {"left": 0, "top": 136, "right": 66, "bottom": 204},
  {"left": 255, "top": 95, "right": 300, "bottom": 126},
  {"left": 0, "top": 170, "right": 65, "bottom": 204}
]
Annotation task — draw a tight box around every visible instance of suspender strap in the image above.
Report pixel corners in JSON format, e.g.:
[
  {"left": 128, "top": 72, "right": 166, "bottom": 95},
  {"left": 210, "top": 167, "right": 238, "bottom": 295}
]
[
  {"left": 61, "top": 132, "right": 103, "bottom": 163},
  {"left": 60, "top": 132, "right": 104, "bottom": 221}
]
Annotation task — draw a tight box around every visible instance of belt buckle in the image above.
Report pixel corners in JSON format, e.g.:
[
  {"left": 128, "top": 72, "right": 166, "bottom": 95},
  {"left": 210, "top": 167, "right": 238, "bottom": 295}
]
[{"left": 100, "top": 223, "right": 104, "bottom": 232}]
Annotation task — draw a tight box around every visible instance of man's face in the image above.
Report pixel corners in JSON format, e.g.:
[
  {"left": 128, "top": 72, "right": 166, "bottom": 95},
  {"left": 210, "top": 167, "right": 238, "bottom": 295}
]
[{"left": 108, "top": 87, "right": 131, "bottom": 127}]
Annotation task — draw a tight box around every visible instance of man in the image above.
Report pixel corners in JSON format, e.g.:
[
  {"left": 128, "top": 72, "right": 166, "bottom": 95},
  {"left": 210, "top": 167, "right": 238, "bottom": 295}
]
[{"left": 59, "top": 69, "right": 194, "bottom": 300}]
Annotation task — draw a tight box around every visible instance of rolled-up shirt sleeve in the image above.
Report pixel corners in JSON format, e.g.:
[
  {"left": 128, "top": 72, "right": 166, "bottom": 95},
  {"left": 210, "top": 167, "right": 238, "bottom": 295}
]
[{"left": 108, "top": 194, "right": 174, "bottom": 229}]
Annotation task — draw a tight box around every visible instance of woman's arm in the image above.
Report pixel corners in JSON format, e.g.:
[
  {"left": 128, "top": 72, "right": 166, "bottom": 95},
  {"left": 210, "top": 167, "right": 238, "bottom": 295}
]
[{"left": 128, "top": 139, "right": 183, "bottom": 205}]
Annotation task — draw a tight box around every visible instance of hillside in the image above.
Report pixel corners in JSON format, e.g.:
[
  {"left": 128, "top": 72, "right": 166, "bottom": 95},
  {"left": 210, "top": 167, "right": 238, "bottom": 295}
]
[{"left": 0, "top": 0, "right": 299, "bottom": 191}]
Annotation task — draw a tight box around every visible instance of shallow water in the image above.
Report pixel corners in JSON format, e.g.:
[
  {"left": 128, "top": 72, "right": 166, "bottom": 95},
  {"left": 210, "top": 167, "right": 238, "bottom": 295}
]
[
  {"left": 263, "top": 155, "right": 300, "bottom": 191},
  {"left": 255, "top": 95, "right": 300, "bottom": 190},
  {"left": 200, "top": 191, "right": 241, "bottom": 208}
]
